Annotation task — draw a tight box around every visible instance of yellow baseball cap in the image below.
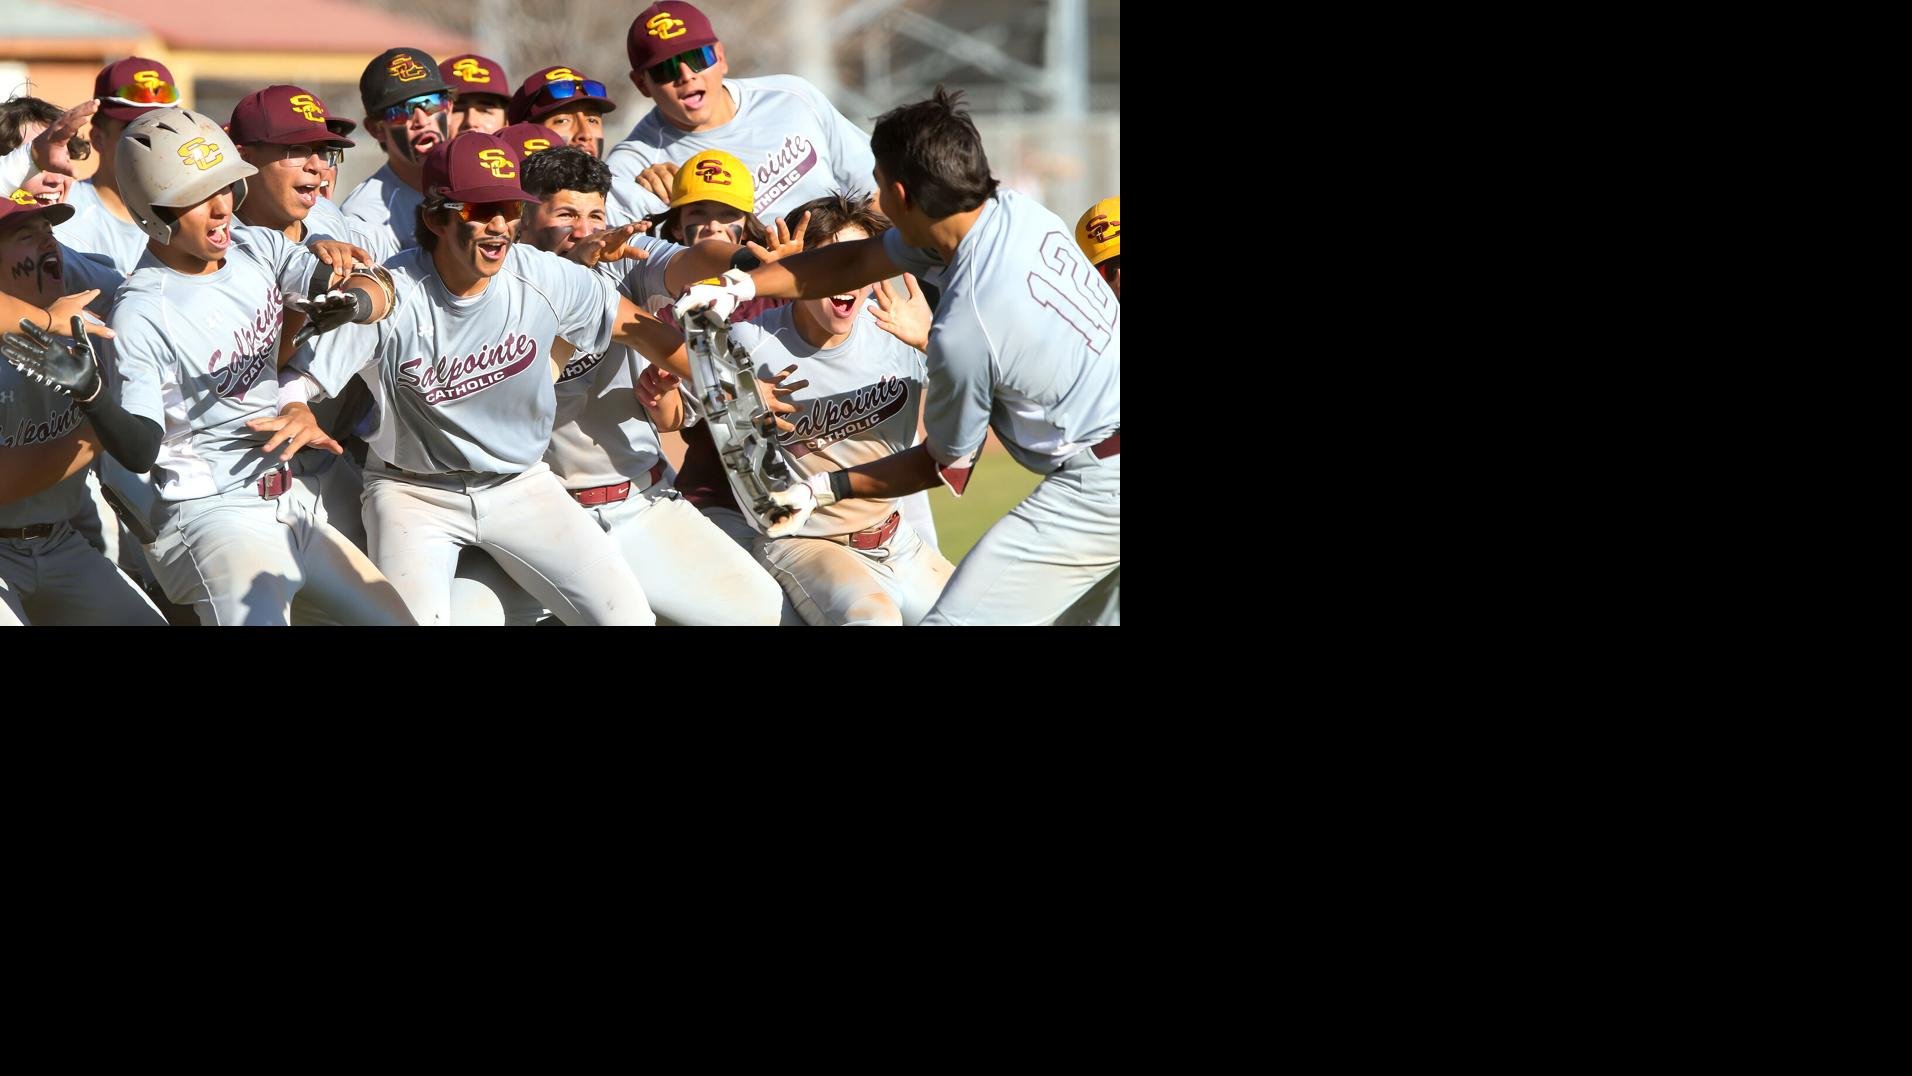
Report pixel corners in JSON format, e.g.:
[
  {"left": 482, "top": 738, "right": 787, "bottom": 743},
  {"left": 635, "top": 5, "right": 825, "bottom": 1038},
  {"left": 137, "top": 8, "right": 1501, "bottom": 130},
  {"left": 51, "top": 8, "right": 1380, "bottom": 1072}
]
[
  {"left": 668, "top": 149, "right": 755, "bottom": 215},
  {"left": 1075, "top": 196, "right": 1120, "bottom": 266}
]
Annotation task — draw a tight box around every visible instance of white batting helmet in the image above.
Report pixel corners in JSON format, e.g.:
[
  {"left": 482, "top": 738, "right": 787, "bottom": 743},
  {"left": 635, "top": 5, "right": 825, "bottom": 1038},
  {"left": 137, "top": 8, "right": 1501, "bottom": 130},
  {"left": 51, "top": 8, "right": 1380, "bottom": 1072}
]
[{"left": 117, "top": 107, "right": 258, "bottom": 244}]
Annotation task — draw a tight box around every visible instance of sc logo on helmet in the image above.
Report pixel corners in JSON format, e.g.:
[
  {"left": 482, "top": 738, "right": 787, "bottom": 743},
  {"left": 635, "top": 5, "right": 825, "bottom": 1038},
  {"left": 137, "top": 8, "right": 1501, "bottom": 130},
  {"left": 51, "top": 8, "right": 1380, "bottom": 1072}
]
[
  {"left": 178, "top": 137, "right": 224, "bottom": 171},
  {"left": 477, "top": 148, "right": 516, "bottom": 179}
]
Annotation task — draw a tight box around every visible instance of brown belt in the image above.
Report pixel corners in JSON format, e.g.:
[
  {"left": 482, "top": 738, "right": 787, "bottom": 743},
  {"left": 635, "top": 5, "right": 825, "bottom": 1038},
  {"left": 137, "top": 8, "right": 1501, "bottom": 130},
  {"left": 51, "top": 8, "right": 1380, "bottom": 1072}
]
[
  {"left": 1091, "top": 430, "right": 1120, "bottom": 459},
  {"left": 0, "top": 522, "right": 57, "bottom": 540},
  {"left": 571, "top": 462, "right": 666, "bottom": 507}
]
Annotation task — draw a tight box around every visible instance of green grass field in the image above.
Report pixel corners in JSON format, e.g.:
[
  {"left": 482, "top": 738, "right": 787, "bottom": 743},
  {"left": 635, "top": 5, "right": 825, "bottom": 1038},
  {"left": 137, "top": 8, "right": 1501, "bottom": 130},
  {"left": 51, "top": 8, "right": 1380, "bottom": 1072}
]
[{"left": 927, "top": 452, "right": 1043, "bottom": 565}]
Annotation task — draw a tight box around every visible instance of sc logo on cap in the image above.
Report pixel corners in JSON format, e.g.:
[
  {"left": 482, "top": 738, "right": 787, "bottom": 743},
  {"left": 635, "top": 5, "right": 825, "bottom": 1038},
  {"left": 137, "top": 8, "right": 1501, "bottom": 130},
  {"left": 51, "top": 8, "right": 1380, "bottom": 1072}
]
[
  {"left": 389, "top": 54, "right": 429, "bottom": 82},
  {"left": 522, "top": 138, "right": 551, "bottom": 153},
  {"left": 133, "top": 70, "right": 164, "bottom": 91},
  {"left": 694, "top": 158, "right": 731, "bottom": 185},
  {"left": 177, "top": 137, "right": 224, "bottom": 170},
  {"left": 288, "top": 94, "right": 327, "bottom": 122},
  {"left": 9, "top": 189, "right": 37, "bottom": 205},
  {"left": 477, "top": 148, "right": 516, "bottom": 178},
  {"left": 545, "top": 67, "right": 582, "bottom": 81},
  {"left": 647, "top": 13, "right": 688, "bottom": 39},
  {"left": 453, "top": 58, "right": 490, "bottom": 81},
  {"left": 1087, "top": 214, "right": 1119, "bottom": 243}
]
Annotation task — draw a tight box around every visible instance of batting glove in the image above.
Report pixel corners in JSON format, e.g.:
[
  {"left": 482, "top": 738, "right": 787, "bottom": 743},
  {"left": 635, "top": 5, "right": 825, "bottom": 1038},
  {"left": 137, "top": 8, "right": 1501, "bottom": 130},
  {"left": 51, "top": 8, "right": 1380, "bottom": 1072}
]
[
  {"left": 672, "top": 268, "right": 756, "bottom": 324},
  {"left": 763, "top": 479, "right": 817, "bottom": 538}
]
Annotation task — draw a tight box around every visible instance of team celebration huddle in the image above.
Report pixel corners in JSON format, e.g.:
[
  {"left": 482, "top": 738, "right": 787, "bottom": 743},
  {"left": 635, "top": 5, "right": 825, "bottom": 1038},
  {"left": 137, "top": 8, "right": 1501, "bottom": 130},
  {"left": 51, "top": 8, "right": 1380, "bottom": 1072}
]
[{"left": 0, "top": 2, "right": 1120, "bottom": 627}]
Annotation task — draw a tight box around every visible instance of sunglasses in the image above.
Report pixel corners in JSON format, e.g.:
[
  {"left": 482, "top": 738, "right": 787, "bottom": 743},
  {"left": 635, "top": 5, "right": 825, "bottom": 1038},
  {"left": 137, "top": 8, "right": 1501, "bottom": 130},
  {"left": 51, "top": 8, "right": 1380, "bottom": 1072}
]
[
  {"left": 537, "top": 79, "right": 610, "bottom": 106},
  {"left": 442, "top": 200, "right": 524, "bottom": 224},
  {"left": 645, "top": 45, "right": 718, "bottom": 84},
  {"left": 379, "top": 92, "right": 451, "bottom": 123},
  {"left": 270, "top": 144, "right": 346, "bottom": 167},
  {"left": 105, "top": 79, "right": 180, "bottom": 106}
]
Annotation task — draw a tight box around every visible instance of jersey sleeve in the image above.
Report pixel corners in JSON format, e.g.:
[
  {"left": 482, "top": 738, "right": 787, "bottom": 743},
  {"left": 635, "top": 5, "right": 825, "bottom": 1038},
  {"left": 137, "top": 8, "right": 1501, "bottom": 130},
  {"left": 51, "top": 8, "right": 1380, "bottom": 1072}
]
[
  {"left": 108, "top": 303, "right": 174, "bottom": 428},
  {"left": 521, "top": 247, "right": 618, "bottom": 355},
  {"left": 921, "top": 326, "right": 993, "bottom": 468},
  {"left": 610, "top": 235, "right": 685, "bottom": 308}
]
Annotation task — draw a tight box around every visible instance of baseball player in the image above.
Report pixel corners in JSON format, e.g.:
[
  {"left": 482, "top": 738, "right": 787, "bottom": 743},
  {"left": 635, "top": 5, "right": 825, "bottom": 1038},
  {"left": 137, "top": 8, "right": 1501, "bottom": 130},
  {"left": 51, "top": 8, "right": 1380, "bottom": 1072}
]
[
  {"left": 650, "top": 152, "right": 942, "bottom": 554},
  {"left": 54, "top": 57, "right": 180, "bottom": 274},
  {"left": 606, "top": 2, "right": 878, "bottom": 226},
  {"left": 677, "top": 88, "right": 1120, "bottom": 626},
  {"left": 0, "top": 96, "right": 90, "bottom": 206},
  {"left": 106, "top": 107, "right": 415, "bottom": 626},
  {"left": 733, "top": 193, "right": 953, "bottom": 626},
  {"left": 442, "top": 54, "right": 512, "bottom": 137},
  {"left": 284, "top": 131, "right": 700, "bottom": 626},
  {"left": 230, "top": 86, "right": 378, "bottom": 251},
  {"left": 339, "top": 47, "right": 455, "bottom": 262},
  {"left": 493, "top": 144, "right": 784, "bottom": 624},
  {"left": 506, "top": 66, "right": 617, "bottom": 160},
  {"left": 0, "top": 194, "right": 166, "bottom": 625},
  {"left": 1076, "top": 197, "right": 1120, "bottom": 300}
]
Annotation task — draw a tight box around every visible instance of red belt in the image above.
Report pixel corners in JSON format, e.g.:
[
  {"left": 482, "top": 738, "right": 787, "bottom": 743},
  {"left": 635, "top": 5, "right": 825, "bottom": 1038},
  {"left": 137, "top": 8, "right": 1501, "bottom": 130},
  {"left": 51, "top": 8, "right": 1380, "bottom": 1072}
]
[
  {"left": 257, "top": 465, "right": 293, "bottom": 499},
  {"left": 846, "top": 511, "right": 901, "bottom": 551},
  {"left": 1091, "top": 430, "right": 1120, "bottom": 459},
  {"left": 0, "top": 522, "right": 57, "bottom": 540},
  {"left": 571, "top": 462, "right": 665, "bottom": 507}
]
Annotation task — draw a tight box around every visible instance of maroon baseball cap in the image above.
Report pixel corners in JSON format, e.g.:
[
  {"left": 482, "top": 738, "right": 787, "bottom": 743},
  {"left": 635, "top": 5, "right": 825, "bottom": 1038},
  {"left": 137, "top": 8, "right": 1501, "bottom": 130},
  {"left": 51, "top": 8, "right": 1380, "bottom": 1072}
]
[
  {"left": 443, "top": 54, "right": 510, "bottom": 98},
  {"left": 627, "top": 3, "right": 720, "bottom": 72},
  {"left": 0, "top": 189, "right": 76, "bottom": 231},
  {"left": 421, "top": 131, "right": 540, "bottom": 204},
  {"left": 229, "top": 86, "right": 355, "bottom": 148},
  {"left": 494, "top": 122, "right": 567, "bottom": 162},
  {"left": 506, "top": 66, "right": 617, "bottom": 124},
  {"left": 93, "top": 57, "right": 181, "bottom": 122}
]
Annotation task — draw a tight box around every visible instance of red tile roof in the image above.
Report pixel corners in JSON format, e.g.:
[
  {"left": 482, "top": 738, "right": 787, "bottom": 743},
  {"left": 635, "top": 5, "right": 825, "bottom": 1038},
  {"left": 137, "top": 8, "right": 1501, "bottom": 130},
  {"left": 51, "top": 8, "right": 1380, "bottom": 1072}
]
[{"left": 63, "top": 0, "right": 479, "bottom": 55}]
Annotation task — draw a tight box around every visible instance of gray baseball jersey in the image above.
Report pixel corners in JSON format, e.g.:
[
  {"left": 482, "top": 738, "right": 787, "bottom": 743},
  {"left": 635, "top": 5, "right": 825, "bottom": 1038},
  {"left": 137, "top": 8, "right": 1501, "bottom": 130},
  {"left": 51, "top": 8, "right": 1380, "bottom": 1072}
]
[
  {"left": 543, "top": 241, "right": 686, "bottom": 488},
  {"left": 114, "top": 225, "right": 324, "bottom": 501},
  {"left": 337, "top": 163, "right": 423, "bottom": 263},
  {"left": 731, "top": 305, "right": 926, "bottom": 538},
  {"left": 881, "top": 189, "right": 1120, "bottom": 475},
  {"left": 53, "top": 180, "right": 152, "bottom": 274},
  {"left": 299, "top": 244, "right": 617, "bottom": 475},
  {"left": 306, "top": 194, "right": 397, "bottom": 261},
  {"left": 605, "top": 75, "right": 876, "bottom": 223}
]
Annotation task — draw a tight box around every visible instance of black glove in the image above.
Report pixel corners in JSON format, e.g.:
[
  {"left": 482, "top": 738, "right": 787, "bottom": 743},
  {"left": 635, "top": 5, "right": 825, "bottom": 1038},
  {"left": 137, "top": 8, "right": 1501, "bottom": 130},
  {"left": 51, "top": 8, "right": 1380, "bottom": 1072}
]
[
  {"left": 288, "top": 288, "right": 373, "bottom": 337},
  {"left": 2, "top": 315, "right": 102, "bottom": 402}
]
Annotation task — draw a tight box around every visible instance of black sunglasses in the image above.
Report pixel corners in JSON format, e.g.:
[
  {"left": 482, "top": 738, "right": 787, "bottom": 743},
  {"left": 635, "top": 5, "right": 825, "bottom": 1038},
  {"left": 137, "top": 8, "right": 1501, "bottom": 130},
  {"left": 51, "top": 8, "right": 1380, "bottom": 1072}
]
[{"left": 646, "top": 45, "right": 718, "bottom": 84}]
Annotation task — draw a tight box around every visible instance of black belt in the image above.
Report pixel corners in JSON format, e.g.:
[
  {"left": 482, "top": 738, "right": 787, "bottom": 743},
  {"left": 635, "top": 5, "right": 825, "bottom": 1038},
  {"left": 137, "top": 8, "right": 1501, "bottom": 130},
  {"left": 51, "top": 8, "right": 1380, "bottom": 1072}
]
[{"left": 0, "top": 522, "right": 57, "bottom": 540}]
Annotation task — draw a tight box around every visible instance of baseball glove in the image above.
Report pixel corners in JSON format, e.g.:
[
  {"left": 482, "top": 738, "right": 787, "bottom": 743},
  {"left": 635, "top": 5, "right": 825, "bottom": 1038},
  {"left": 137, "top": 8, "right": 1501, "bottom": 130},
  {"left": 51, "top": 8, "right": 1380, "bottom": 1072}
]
[{"left": 2, "top": 315, "right": 102, "bottom": 402}]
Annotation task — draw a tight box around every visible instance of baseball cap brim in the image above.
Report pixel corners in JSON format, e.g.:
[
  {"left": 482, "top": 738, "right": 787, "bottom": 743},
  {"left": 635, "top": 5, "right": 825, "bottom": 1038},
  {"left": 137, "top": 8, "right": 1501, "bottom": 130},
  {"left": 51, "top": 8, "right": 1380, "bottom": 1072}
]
[
  {"left": 438, "top": 183, "right": 542, "bottom": 205},
  {"left": 96, "top": 99, "right": 168, "bottom": 123},
  {"left": 0, "top": 201, "right": 77, "bottom": 229}
]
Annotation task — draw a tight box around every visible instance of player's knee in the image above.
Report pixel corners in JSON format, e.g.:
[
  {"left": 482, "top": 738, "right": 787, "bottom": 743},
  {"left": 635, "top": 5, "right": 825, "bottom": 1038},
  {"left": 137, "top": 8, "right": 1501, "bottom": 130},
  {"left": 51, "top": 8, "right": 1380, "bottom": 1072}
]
[{"left": 840, "top": 592, "right": 902, "bottom": 627}]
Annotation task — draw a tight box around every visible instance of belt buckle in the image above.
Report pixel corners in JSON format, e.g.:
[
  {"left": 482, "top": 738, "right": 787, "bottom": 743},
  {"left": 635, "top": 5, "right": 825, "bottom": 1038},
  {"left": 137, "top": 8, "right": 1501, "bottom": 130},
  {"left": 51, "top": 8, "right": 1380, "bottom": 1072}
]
[{"left": 258, "top": 465, "right": 291, "bottom": 499}]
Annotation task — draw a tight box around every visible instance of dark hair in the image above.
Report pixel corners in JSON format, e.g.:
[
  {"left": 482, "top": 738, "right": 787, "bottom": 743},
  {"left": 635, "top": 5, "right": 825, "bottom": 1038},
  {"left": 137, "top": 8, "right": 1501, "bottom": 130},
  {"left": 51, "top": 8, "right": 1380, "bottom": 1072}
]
[
  {"left": 415, "top": 200, "right": 448, "bottom": 251},
  {"left": 521, "top": 146, "right": 611, "bottom": 199},
  {"left": 787, "top": 190, "right": 889, "bottom": 248},
  {"left": 0, "top": 96, "right": 89, "bottom": 158},
  {"left": 867, "top": 85, "right": 997, "bottom": 219}
]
